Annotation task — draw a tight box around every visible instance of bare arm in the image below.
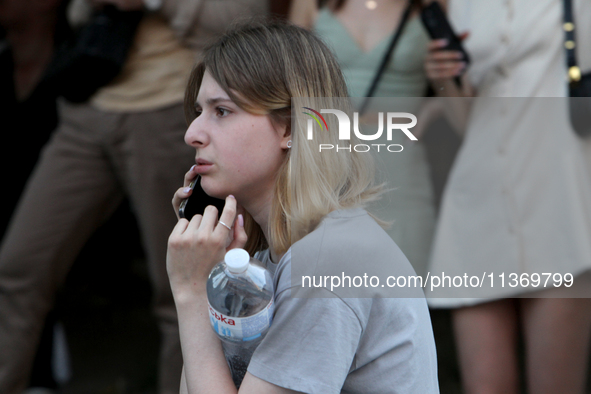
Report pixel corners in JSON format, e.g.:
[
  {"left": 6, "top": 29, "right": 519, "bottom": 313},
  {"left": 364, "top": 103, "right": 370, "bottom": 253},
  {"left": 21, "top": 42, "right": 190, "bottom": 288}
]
[{"left": 168, "top": 190, "right": 300, "bottom": 394}]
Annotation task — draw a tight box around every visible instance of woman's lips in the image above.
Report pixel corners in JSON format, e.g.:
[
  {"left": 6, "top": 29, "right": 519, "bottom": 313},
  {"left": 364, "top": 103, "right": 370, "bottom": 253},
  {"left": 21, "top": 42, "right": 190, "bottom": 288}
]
[{"left": 195, "top": 159, "right": 213, "bottom": 174}]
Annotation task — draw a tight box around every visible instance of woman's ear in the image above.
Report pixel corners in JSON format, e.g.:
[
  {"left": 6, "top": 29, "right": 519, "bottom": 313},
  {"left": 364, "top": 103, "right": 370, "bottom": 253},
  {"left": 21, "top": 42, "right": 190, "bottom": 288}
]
[{"left": 280, "top": 123, "right": 292, "bottom": 150}]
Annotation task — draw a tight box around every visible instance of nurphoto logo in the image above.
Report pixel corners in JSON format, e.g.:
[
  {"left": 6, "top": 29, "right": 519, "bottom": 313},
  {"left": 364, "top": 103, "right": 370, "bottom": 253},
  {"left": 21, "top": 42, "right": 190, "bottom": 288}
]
[{"left": 302, "top": 107, "right": 418, "bottom": 153}]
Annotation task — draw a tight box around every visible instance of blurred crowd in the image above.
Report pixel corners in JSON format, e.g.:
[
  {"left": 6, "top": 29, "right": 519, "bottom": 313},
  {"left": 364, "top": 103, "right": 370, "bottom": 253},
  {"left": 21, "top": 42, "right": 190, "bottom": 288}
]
[{"left": 1, "top": 0, "right": 590, "bottom": 393}]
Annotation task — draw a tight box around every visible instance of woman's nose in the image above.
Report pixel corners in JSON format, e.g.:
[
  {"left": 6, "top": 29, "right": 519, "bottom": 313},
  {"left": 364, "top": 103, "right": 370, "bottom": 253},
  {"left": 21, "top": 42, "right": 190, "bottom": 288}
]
[{"left": 184, "top": 116, "right": 208, "bottom": 148}]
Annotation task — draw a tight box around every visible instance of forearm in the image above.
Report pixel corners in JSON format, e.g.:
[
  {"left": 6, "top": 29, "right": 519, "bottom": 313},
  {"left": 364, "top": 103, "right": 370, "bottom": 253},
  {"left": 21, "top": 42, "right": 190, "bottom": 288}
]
[
  {"left": 175, "top": 292, "right": 237, "bottom": 394},
  {"left": 167, "top": 195, "right": 247, "bottom": 393}
]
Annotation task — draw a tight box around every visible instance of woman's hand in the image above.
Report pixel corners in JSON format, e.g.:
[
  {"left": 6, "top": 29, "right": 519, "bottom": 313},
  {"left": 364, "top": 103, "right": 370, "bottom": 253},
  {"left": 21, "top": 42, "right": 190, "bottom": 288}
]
[
  {"left": 172, "top": 165, "right": 198, "bottom": 220},
  {"left": 425, "top": 37, "right": 467, "bottom": 81},
  {"left": 167, "top": 194, "right": 247, "bottom": 299},
  {"left": 425, "top": 33, "right": 475, "bottom": 98}
]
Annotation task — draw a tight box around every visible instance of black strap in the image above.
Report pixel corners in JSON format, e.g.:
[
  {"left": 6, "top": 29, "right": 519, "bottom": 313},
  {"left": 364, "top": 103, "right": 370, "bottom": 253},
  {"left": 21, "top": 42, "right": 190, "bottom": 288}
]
[
  {"left": 359, "top": 0, "right": 414, "bottom": 114},
  {"left": 563, "top": 0, "right": 581, "bottom": 85},
  {"left": 563, "top": 0, "right": 576, "bottom": 67}
]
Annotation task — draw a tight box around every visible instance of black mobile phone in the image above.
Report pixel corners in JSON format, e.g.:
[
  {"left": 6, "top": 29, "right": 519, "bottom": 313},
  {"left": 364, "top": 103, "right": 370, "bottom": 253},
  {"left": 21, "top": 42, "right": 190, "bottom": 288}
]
[
  {"left": 421, "top": 2, "right": 470, "bottom": 85},
  {"left": 178, "top": 175, "right": 225, "bottom": 220}
]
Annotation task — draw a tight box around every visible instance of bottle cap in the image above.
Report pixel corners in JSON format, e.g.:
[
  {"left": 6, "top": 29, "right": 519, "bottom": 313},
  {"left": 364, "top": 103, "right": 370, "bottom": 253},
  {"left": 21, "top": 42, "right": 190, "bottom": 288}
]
[{"left": 225, "top": 248, "right": 250, "bottom": 273}]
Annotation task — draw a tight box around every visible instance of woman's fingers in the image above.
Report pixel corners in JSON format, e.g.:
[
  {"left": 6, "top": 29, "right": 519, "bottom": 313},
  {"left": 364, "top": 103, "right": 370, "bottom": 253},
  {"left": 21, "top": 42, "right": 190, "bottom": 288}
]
[
  {"left": 179, "top": 195, "right": 237, "bottom": 241},
  {"left": 425, "top": 31, "right": 470, "bottom": 82},
  {"left": 427, "top": 32, "right": 469, "bottom": 51},
  {"left": 427, "top": 38, "right": 449, "bottom": 51},
  {"left": 193, "top": 205, "right": 219, "bottom": 233},
  {"left": 458, "top": 31, "right": 470, "bottom": 41},
  {"left": 170, "top": 218, "right": 190, "bottom": 238},
  {"left": 186, "top": 213, "right": 204, "bottom": 233},
  {"left": 227, "top": 214, "right": 247, "bottom": 251},
  {"left": 426, "top": 61, "right": 466, "bottom": 79},
  {"left": 425, "top": 46, "right": 466, "bottom": 80},
  {"left": 172, "top": 186, "right": 193, "bottom": 218},
  {"left": 172, "top": 165, "right": 199, "bottom": 219},
  {"left": 428, "top": 50, "right": 464, "bottom": 61},
  {"left": 215, "top": 195, "right": 237, "bottom": 236},
  {"left": 166, "top": 195, "right": 249, "bottom": 297},
  {"left": 167, "top": 195, "right": 247, "bottom": 297},
  {"left": 184, "top": 165, "right": 198, "bottom": 187}
]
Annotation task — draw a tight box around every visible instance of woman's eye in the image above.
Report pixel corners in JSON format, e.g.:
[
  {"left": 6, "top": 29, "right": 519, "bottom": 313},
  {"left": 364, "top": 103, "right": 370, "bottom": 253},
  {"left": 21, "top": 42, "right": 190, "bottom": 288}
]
[
  {"left": 216, "top": 107, "right": 230, "bottom": 117},
  {"left": 194, "top": 107, "right": 202, "bottom": 117}
]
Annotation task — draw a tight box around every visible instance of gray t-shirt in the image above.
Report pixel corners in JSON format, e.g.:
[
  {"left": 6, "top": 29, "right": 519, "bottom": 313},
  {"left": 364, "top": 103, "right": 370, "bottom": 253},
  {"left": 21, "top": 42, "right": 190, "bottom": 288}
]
[{"left": 248, "top": 208, "right": 439, "bottom": 393}]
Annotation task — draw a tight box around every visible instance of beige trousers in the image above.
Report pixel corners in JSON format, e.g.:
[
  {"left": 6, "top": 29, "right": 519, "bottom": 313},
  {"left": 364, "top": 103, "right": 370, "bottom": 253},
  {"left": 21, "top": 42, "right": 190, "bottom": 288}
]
[{"left": 0, "top": 99, "right": 194, "bottom": 394}]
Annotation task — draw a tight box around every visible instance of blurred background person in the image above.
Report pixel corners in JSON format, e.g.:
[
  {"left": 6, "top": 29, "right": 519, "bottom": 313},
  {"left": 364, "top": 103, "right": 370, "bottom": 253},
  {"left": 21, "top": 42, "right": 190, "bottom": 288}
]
[
  {"left": 424, "top": 0, "right": 591, "bottom": 393},
  {"left": 290, "top": 0, "right": 444, "bottom": 279},
  {"left": 0, "top": 1, "right": 269, "bottom": 393},
  {"left": 0, "top": 0, "right": 71, "bottom": 392},
  {"left": 0, "top": 0, "right": 66, "bottom": 240}
]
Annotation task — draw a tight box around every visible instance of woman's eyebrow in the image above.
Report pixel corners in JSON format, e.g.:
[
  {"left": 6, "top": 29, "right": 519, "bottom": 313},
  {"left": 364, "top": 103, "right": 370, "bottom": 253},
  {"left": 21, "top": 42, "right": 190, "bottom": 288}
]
[{"left": 195, "top": 97, "right": 234, "bottom": 107}]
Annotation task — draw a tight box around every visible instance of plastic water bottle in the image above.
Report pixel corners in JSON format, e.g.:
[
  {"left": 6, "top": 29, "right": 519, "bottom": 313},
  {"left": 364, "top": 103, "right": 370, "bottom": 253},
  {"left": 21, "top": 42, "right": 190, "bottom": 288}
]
[{"left": 206, "top": 248, "right": 274, "bottom": 388}]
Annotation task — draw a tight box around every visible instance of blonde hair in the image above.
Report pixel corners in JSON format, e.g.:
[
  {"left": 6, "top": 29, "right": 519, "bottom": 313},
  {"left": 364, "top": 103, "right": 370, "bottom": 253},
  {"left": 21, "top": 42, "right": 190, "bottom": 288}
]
[{"left": 185, "top": 19, "right": 384, "bottom": 256}]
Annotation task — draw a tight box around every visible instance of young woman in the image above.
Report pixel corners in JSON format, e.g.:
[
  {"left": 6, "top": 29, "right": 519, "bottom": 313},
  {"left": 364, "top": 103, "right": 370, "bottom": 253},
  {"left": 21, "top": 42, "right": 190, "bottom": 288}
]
[{"left": 166, "top": 20, "right": 439, "bottom": 393}]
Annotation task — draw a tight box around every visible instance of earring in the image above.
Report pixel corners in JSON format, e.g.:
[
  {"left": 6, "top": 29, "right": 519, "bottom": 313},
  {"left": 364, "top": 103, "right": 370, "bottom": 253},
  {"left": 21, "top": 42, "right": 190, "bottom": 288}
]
[{"left": 287, "top": 140, "right": 292, "bottom": 149}]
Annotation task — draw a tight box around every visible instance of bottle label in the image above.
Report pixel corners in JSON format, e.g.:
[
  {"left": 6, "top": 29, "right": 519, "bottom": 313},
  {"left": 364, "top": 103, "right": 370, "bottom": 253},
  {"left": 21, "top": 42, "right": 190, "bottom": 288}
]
[{"left": 208, "top": 300, "right": 274, "bottom": 341}]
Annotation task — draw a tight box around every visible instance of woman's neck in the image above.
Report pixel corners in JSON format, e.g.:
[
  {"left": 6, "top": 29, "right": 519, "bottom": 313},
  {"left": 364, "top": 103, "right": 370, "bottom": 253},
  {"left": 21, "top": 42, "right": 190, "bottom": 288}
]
[{"left": 242, "top": 192, "right": 284, "bottom": 263}]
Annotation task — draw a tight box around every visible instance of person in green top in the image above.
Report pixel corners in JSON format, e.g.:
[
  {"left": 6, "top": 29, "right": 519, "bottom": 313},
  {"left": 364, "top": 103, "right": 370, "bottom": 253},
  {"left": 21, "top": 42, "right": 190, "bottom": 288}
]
[{"left": 290, "top": 0, "right": 441, "bottom": 278}]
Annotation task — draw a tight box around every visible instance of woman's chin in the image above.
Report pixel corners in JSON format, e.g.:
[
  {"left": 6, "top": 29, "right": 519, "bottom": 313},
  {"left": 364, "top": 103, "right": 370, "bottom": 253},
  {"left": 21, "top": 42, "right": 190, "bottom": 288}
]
[{"left": 200, "top": 179, "right": 230, "bottom": 200}]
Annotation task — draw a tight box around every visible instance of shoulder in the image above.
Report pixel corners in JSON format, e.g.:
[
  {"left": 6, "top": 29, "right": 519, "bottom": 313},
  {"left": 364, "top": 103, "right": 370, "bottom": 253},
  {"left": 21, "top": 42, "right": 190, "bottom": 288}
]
[
  {"left": 277, "top": 208, "right": 424, "bottom": 299},
  {"left": 295, "top": 208, "right": 397, "bottom": 260}
]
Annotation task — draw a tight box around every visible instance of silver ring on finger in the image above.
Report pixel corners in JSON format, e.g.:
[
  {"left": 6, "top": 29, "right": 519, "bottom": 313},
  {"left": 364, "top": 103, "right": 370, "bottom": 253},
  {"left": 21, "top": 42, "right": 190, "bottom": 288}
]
[{"left": 218, "top": 220, "right": 232, "bottom": 231}]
